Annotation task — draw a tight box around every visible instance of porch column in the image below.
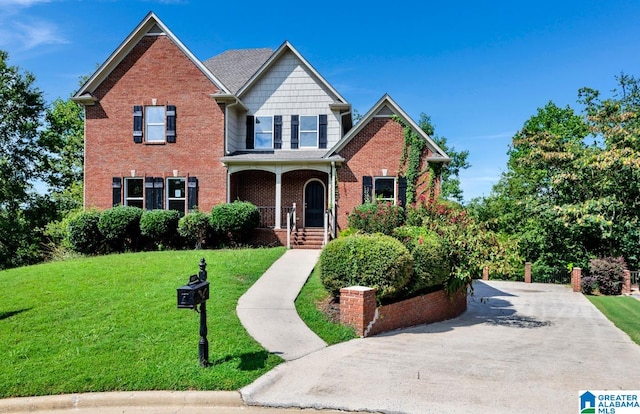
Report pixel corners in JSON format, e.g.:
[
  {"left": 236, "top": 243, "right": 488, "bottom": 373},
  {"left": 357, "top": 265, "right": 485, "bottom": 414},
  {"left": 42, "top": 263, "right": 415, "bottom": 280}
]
[{"left": 275, "top": 167, "right": 282, "bottom": 229}]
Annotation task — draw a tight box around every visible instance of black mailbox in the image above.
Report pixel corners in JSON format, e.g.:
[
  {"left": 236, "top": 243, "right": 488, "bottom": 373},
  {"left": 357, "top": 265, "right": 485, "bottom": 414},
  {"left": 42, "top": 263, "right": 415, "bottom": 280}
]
[{"left": 177, "top": 274, "right": 210, "bottom": 309}]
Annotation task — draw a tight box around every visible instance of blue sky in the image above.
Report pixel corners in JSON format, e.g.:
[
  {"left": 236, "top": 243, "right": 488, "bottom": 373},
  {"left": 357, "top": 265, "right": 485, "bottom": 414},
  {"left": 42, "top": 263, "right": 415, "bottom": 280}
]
[{"left": 2, "top": 0, "right": 640, "bottom": 202}]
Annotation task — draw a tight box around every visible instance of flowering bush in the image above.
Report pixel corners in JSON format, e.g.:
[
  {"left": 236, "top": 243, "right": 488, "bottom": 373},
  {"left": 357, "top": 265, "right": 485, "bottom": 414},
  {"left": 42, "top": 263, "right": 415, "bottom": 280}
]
[
  {"left": 347, "top": 202, "right": 404, "bottom": 235},
  {"left": 588, "top": 256, "right": 627, "bottom": 295}
]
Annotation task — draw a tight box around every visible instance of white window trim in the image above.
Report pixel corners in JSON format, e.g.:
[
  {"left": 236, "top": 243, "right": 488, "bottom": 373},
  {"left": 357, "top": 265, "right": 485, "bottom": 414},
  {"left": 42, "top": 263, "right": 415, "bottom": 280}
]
[
  {"left": 254, "top": 116, "right": 273, "bottom": 149},
  {"left": 299, "top": 115, "right": 318, "bottom": 148},
  {"left": 124, "top": 177, "right": 143, "bottom": 207},
  {"left": 166, "top": 177, "right": 186, "bottom": 212},
  {"left": 373, "top": 177, "right": 396, "bottom": 204},
  {"left": 145, "top": 105, "right": 165, "bottom": 143}
]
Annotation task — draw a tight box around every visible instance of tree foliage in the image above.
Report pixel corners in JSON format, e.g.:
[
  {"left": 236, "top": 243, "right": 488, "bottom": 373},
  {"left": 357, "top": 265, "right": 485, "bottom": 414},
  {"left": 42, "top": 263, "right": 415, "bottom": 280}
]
[
  {"left": 418, "top": 113, "right": 470, "bottom": 203},
  {"left": 471, "top": 74, "right": 640, "bottom": 275}
]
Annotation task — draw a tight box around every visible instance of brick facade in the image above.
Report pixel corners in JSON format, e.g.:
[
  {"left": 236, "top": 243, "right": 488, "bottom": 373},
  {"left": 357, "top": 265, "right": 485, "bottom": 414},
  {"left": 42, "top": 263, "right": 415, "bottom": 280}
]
[
  {"left": 335, "top": 117, "right": 438, "bottom": 231},
  {"left": 84, "top": 35, "right": 226, "bottom": 212}
]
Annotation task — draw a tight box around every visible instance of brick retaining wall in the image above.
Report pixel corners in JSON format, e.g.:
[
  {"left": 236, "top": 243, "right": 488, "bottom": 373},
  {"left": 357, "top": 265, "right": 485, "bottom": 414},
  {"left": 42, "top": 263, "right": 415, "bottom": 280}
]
[{"left": 340, "top": 287, "right": 467, "bottom": 337}]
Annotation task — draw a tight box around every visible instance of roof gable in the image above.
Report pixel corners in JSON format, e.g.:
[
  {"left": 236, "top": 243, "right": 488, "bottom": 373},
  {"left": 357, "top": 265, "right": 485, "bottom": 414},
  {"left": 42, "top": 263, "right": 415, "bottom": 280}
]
[
  {"left": 236, "top": 41, "right": 348, "bottom": 104},
  {"left": 73, "top": 12, "right": 229, "bottom": 102},
  {"left": 327, "top": 94, "right": 450, "bottom": 161}
]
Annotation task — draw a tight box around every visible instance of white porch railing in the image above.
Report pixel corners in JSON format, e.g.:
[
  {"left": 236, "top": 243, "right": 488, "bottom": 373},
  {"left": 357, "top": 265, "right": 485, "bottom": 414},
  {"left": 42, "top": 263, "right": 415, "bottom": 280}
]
[{"left": 286, "top": 203, "right": 297, "bottom": 249}]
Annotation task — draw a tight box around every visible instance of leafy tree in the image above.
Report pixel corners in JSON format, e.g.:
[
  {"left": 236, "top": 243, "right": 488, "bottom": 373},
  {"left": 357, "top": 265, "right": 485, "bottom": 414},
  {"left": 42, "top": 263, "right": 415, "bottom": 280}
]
[
  {"left": 472, "top": 74, "right": 640, "bottom": 276},
  {"left": 0, "top": 50, "right": 48, "bottom": 269},
  {"left": 418, "top": 113, "right": 470, "bottom": 203},
  {"left": 39, "top": 97, "right": 84, "bottom": 213}
]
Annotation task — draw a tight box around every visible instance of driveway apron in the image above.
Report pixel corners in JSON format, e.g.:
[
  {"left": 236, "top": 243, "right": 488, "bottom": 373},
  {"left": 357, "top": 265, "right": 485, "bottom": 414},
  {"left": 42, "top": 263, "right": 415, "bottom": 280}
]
[{"left": 242, "top": 280, "right": 640, "bottom": 414}]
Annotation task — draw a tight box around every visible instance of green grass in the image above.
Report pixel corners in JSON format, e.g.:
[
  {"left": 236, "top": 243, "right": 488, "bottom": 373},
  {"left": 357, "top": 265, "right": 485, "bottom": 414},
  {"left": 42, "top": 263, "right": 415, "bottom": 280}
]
[
  {"left": 0, "top": 248, "right": 286, "bottom": 398},
  {"left": 587, "top": 295, "right": 640, "bottom": 345},
  {"left": 296, "top": 266, "right": 357, "bottom": 345}
]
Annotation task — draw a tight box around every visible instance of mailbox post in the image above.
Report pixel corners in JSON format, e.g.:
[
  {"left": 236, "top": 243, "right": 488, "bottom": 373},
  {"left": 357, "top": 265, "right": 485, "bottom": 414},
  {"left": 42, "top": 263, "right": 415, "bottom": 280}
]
[{"left": 177, "top": 258, "right": 210, "bottom": 367}]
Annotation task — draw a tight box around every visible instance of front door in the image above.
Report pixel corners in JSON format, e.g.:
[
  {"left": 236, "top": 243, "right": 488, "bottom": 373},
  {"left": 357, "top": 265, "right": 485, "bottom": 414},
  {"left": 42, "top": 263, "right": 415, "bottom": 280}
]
[{"left": 304, "top": 181, "right": 324, "bottom": 227}]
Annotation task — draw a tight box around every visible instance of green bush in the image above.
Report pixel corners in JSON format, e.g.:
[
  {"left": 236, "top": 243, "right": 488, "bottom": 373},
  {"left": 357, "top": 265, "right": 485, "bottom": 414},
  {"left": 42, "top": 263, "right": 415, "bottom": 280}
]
[
  {"left": 393, "top": 226, "right": 448, "bottom": 292},
  {"left": 98, "top": 206, "right": 143, "bottom": 252},
  {"left": 589, "top": 257, "right": 627, "bottom": 295},
  {"left": 67, "top": 210, "right": 103, "bottom": 255},
  {"left": 140, "top": 209, "right": 181, "bottom": 249},
  {"left": 347, "top": 202, "right": 404, "bottom": 236},
  {"left": 209, "top": 201, "right": 260, "bottom": 244},
  {"left": 319, "top": 233, "right": 413, "bottom": 302},
  {"left": 178, "top": 211, "right": 210, "bottom": 249}
]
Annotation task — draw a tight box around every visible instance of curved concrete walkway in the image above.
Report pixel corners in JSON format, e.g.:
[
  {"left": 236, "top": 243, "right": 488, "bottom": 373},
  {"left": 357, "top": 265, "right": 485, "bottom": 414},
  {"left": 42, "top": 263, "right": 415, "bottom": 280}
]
[{"left": 236, "top": 249, "right": 327, "bottom": 361}]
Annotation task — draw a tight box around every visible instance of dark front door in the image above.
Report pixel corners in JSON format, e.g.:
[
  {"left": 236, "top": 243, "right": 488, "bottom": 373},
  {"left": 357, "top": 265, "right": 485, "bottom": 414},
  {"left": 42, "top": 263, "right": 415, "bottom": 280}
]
[{"left": 304, "top": 181, "right": 324, "bottom": 227}]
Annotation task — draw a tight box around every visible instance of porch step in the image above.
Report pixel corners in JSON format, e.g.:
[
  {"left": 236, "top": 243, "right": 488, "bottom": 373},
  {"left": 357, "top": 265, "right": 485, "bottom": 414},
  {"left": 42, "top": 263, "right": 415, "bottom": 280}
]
[{"left": 292, "top": 228, "right": 325, "bottom": 249}]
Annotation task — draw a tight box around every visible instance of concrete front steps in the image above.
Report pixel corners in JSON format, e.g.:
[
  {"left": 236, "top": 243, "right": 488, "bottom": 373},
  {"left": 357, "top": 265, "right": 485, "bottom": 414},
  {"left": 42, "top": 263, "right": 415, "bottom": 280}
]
[{"left": 291, "top": 227, "right": 325, "bottom": 249}]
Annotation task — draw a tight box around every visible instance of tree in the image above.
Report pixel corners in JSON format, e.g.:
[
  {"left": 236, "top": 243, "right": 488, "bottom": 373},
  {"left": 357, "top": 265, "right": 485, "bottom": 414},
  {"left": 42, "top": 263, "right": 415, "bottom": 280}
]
[
  {"left": 39, "top": 97, "right": 84, "bottom": 213},
  {"left": 0, "top": 50, "right": 47, "bottom": 269},
  {"left": 418, "top": 113, "right": 470, "bottom": 203},
  {"left": 472, "top": 74, "right": 640, "bottom": 276}
]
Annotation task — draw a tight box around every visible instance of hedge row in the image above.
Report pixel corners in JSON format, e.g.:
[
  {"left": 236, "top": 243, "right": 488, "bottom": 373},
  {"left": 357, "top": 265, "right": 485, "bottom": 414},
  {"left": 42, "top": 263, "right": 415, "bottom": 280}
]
[{"left": 66, "top": 201, "right": 260, "bottom": 255}]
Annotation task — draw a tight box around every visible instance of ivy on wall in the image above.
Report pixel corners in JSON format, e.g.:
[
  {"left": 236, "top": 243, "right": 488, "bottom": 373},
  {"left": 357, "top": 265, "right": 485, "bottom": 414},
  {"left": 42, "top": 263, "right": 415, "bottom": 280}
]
[{"left": 394, "top": 116, "right": 435, "bottom": 204}]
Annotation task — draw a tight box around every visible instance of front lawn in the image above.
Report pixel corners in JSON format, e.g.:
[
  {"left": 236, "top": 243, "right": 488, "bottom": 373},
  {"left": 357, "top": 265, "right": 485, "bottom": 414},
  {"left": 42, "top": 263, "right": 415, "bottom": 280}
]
[
  {"left": 587, "top": 295, "right": 640, "bottom": 345},
  {"left": 0, "top": 248, "right": 285, "bottom": 398}
]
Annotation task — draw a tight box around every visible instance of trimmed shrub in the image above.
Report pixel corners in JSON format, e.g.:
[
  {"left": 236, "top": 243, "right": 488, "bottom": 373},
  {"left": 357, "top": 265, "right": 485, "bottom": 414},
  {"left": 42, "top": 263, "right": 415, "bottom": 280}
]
[
  {"left": 140, "top": 209, "right": 181, "bottom": 249},
  {"left": 209, "top": 201, "right": 260, "bottom": 244},
  {"left": 393, "top": 226, "right": 448, "bottom": 292},
  {"left": 319, "top": 233, "right": 413, "bottom": 302},
  {"left": 589, "top": 256, "right": 627, "bottom": 295},
  {"left": 347, "top": 202, "right": 404, "bottom": 236},
  {"left": 178, "top": 211, "right": 210, "bottom": 249},
  {"left": 581, "top": 274, "right": 598, "bottom": 295},
  {"left": 98, "top": 206, "right": 143, "bottom": 252},
  {"left": 67, "top": 210, "right": 103, "bottom": 255}
]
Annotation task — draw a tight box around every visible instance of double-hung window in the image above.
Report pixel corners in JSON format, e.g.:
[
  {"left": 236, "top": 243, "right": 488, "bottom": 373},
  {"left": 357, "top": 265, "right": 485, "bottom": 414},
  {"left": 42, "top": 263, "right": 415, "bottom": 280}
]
[
  {"left": 374, "top": 177, "right": 396, "bottom": 204},
  {"left": 167, "top": 177, "right": 186, "bottom": 213},
  {"left": 255, "top": 116, "right": 273, "bottom": 149},
  {"left": 299, "top": 116, "right": 318, "bottom": 148},
  {"left": 145, "top": 106, "right": 165, "bottom": 143},
  {"left": 124, "top": 178, "right": 144, "bottom": 208}
]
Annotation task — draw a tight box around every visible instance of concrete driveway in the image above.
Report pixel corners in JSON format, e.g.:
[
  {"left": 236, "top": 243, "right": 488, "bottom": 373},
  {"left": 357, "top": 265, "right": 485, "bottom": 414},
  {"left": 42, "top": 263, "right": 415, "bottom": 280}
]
[{"left": 242, "top": 280, "right": 640, "bottom": 414}]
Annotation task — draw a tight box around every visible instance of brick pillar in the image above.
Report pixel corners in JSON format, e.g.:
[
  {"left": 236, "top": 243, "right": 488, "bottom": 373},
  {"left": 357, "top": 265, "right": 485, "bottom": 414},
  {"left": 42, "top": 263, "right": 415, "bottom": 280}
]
[
  {"left": 482, "top": 267, "right": 489, "bottom": 281},
  {"left": 340, "top": 286, "right": 377, "bottom": 337},
  {"left": 623, "top": 270, "right": 631, "bottom": 295},
  {"left": 524, "top": 262, "right": 532, "bottom": 283},
  {"left": 571, "top": 267, "right": 582, "bottom": 292}
]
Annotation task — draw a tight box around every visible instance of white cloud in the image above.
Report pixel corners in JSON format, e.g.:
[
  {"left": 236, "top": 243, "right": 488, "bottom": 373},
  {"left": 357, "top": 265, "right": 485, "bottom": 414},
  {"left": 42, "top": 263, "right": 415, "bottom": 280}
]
[
  {"left": 0, "top": 0, "right": 50, "bottom": 7},
  {"left": 13, "top": 20, "right": 68, "bottom": 49}
]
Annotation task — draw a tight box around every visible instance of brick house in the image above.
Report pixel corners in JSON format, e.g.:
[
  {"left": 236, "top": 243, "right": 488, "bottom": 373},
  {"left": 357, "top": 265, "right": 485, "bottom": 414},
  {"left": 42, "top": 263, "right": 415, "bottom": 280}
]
[{"left": 73, "top": 12, "right": 449, "bottom": 246}]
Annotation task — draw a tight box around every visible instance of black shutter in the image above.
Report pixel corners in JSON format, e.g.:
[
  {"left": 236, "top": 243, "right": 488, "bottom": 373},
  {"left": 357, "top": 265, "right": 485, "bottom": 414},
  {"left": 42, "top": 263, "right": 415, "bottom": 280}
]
[
  {"left": 112, "top": 177, "right": 122, "bottom": 206},
  {"left": 398, "top": 177, "right": 407, "bottom": 207},
  {"left": 362, "top": 176, "right": 373, "bottom": 204},
  {"left": 319, "top": 114, "right": 327, "bottom": 149},
  {"left": 145, "top": 177, "right": 154, "bottom": 210},
  {"left": 166, "top": 105, "right": 176, "bottom": 143},
  {"left": 274, "top": 115, "right": 282, "bottom": 149},
  {"left": 154, "top": 177, "right": 164, "bottom": 209},
  {"left": 187, "top": 176, "right": 198, "bottom": 211},
  {"left": 246, "top": 115, "right": 255, "bottom": 149},
  {"left": 133, "top": 106, "right": 143, "bottom": 143},
  {"left": 291, "top": 115, "right": 299, "bottom": 149}
]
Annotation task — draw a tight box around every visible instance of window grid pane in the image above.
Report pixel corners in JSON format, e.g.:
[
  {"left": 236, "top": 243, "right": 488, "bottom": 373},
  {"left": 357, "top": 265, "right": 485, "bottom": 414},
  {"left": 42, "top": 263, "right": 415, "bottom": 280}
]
[
  {"left": 167, "top": 178, "right": 186, "bottom": 213},
  {"left": 300, "top": 116, "right": 318, "bottom": 148},
  {"left": 146, "top": 106, "right": 165, "bottom": 142},
  {"left": 374, "top": 178, "right": 395, "bottom": 203},
  {"left": 255, "top": 116, "right": 273, "bottom": 149},
  {"left": 125, "top": 178, "right": 143, "bottom": 206}
]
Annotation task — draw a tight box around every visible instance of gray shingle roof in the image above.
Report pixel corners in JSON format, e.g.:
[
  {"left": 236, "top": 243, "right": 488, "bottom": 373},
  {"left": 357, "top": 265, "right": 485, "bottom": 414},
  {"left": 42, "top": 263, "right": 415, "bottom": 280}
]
[{"left": 203, "top": 48, "right": 273, "bottom": 94}]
